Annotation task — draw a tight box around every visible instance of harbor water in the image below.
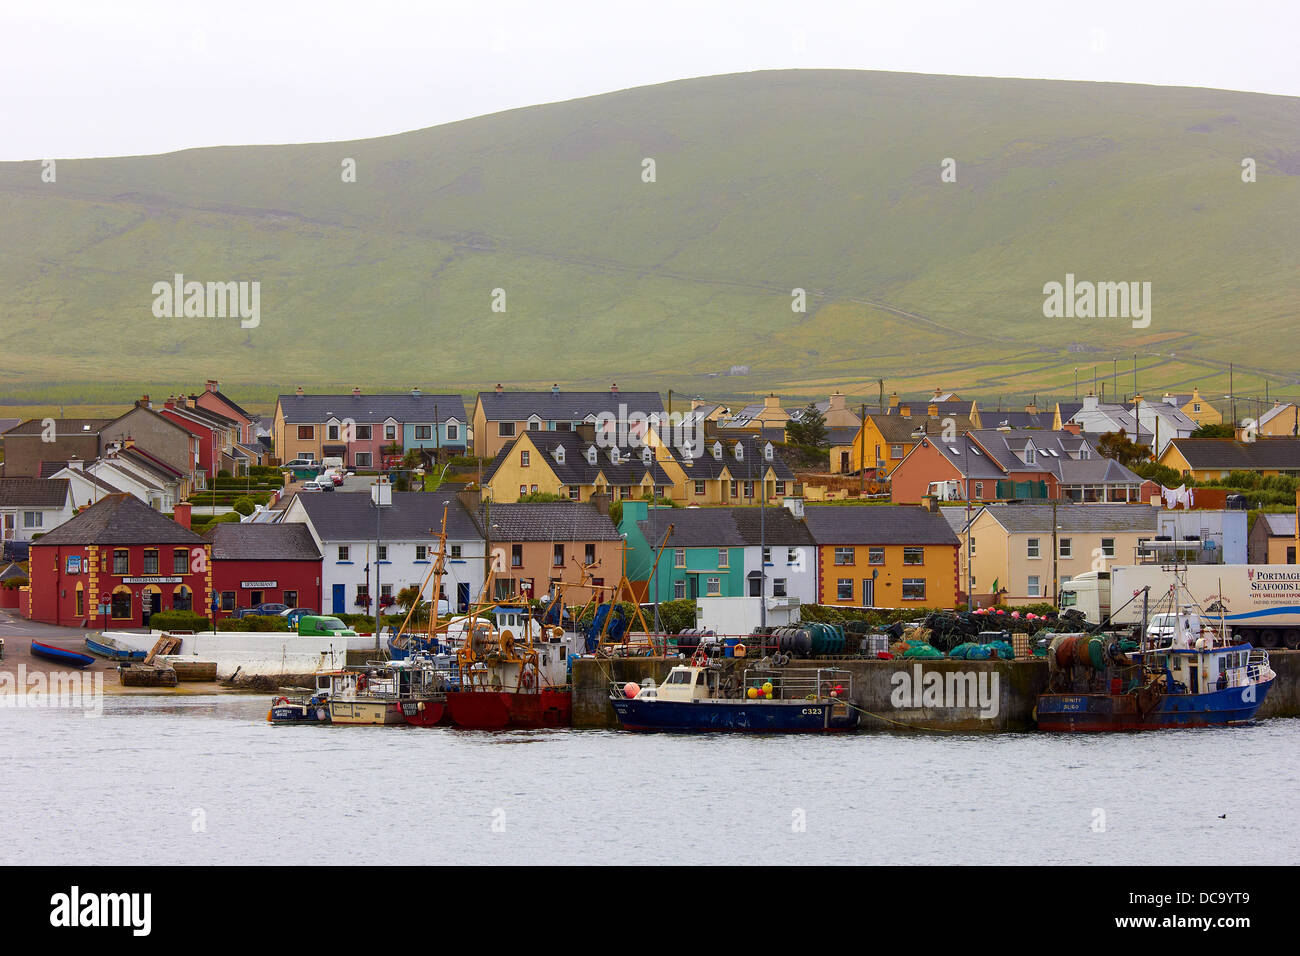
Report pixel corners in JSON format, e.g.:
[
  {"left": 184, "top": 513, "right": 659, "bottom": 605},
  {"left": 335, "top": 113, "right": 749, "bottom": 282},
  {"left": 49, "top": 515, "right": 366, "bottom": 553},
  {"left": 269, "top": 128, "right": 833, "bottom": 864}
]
[{"left": 2, "top": 695, "right": 1297, "bottom": 866}]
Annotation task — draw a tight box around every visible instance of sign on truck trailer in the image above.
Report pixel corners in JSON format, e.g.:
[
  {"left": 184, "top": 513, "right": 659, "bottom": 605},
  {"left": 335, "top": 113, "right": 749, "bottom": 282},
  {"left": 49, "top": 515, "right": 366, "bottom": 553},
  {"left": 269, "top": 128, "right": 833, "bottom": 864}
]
[{"left": 1061, "top": 565, "right": 1300, "bottom": 649}]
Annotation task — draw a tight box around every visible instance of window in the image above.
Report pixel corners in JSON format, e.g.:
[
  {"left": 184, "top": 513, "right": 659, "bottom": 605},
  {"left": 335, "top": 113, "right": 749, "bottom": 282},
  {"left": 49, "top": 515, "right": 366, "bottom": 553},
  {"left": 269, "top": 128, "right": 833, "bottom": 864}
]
[
  {"left": 775, "top": 480, "right": 786, "bottom": 495},
  {"left": 111, "top": 590, "right": 131, "bottom": 618},
  {"left": 868, "top": 547, "right": 884, "bottom": 565},
  {"left": 728, "top": 480, "right": 738, "bottom": 498},
  {"left": 1027, "top": 538, "right": 1040, "bottom": 559},
  {"left": 706, "top": 576, "right": 721, "bottom": 597},
  {"left": 75, "top": 587, "right": 84, "bottom": 616},
  {"left": 1024, "top": 445, "right": 1035, "bottom": 464},
  {"left": 113, "top": 549, "right": 129, "bottom": 575},
  {"left": 903, "top": 547, "right": 924, "bottom": 565},
  {"left": 415, "top": 425, "right": 432, "bottom": 440},
  {"left": 380, "top": 584, "right": 393, "bottom": 600},
  {"left": 553, "top": 544, "right": 564, "bottom": 567},
  {"left": 568, "top": 487, "right": 579, "bottom": 501},
  {"left": 142, "top": 549, "right": 159, "bottom": 574},
  {"left": 445, "top": 423, "right": 460, "bottom": 442},
  {"left": 297, "top": 425, "right": 314, "bottom": 440},
  {"left": 693, "top": 480, "right": 705, "bottom": 496},
  {"left": 385, "top": 425, "right": 396, "bottom": 441},
  {"left": 520, "top": 450, "right": 530, "bottom": 467},
  {"left": 762, "top": 547, "right": 771, "bottom": 564},
  {"left": 585, "top": 543, "right": 596, "bottom": 565},
  {"left": 743, "top": 481, "right": 754, "bottom": 499},
  {"left": 1059, "top": 538, "right": 1072, "bottom": 558},
  {"left": 173, "top": 548, "right": 188, "bottom": 574},
  {"left": 674, "top": 548, "right": 686, "bottom": 568},
  {"left": 834, "top": 546, "right": 854, "bottom": 566},
  {"left": 338, "top": 546, "right": 350, "bottom": 561},
  {"left": 355, "top": 453, "right": 372, "bottom": 467},
  {"left": 221, "top": 591, "right": 236, "bottom": 611},
  {"left": 498, "top": 422, "right": 516, "bottom": 438},
  {"left": 968, "top": 536, "right": 976, "bottom": 556},
  {"left": 773, "top": 578, "right": 787, "bottom": 597},
  {"left": 529, "top": 419, "right": 542, "bottom": 431},
  {"left": 327, "top": 424, "right": 340, "bottom": 440},
  {"left": 23, "top": 511, "right": 42, "bottom": 528},
  {"left": 673, "top": 580, "right": 686, "bottom": 600},
  {"left": 511, "top": 545, "right": 523, "bottom": 568},
  {"left": 902, "top": 579, "right": 927, "bottom": 601},
  {"left": 353, "top": 425, "right": 371, "bottom": 441},
  {"left": 837, "top": 578, "right": 853, "bottom": 601},
  {"left": 1101, "top": 538, "right": 1116, "bottom": 558},
  {"left": 787, "top": 547, "right": 797, "bottom": 563},
  {"left": 376, "top": 546, "right": 387, "bottom": 561},
  {"left": 450, "top": 545, "right": 462, "bottom": 559},
  {"left": 718, "top": 548, "right": 729, "bottom": 568},
  {"left": 520, "top": 485, "right": 527, "bottom": 496},
  {"left": 890, "top": 444, "right": 903, "bottom": 457},
  {"left": 1027, "top": 576, "right": 1041, "bottom": 598},
  {"left": 974, "top": 482, "right": 983, "bottom": 499},
  {"left": 415, "top": 545, "right": 428, "bottom": 561}
]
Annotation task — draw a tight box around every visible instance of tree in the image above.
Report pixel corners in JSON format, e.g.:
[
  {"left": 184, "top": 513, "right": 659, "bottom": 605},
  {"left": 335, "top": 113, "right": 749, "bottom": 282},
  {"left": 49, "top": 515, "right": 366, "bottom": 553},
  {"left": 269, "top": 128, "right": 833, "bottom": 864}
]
[
  {"left": 1190, "top": 422, "right": 1235, "bottom": 438},
  {"left": 1095, "top": 429, "right": 1151, "bottom": 467},
  {"left": 787, "top": 403, "right": 828, "bottom": 447},
  {"left": 232, "top": 495, "right": 256, "bottom": 516}
]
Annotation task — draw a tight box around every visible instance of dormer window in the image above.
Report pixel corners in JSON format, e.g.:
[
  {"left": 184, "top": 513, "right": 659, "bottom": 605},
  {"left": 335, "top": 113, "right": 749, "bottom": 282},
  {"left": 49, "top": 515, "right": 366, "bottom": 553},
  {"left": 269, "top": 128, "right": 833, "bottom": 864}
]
[
  {"left": 1024, "top": 444, "right": 1036, "bottom": 465},
  {"left": 734, "top": 443, "right": 744, "bottom": 462},
  {"left": 641, "top": 447, "right": 652, "bottom": 465},
  {"left": 609, "top": 447, "right": 620, "bottom": 464},
  {"left": 712, "top": 441, "right": 722, "bottom": 461},
  {"left": 764, "top": 442, "right": 773, "bottom": 461},
  {"left": 1080, "top": 446, "right": 1090, "bottom": 460},
  {"left": 553, "top": 445, "right": 566, "bottom": 465},
  {"left": 585, "top": 446, "right": 597, "bottom": 465}
]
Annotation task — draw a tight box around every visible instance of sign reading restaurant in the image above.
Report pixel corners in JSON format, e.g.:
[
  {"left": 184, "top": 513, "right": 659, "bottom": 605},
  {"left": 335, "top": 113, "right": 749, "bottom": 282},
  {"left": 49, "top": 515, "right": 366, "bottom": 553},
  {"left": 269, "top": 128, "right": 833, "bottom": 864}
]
[{"left": 240, "top": 580, "right": 277, "bottom": 589}]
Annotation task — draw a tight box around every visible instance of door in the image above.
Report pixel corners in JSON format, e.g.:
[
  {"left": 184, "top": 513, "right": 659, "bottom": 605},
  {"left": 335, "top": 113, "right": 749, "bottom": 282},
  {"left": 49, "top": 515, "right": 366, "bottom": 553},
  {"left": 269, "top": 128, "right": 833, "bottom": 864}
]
[
  {"left": 862, "top": 578, "right": 875, "bottom": 608},
  {"left": 142, "top": 590, "right": 161, "bottom": 626},
  {"left": 457, "top": 583, "right": 471, "bottom": 612},
  {"left": 331, "top": 584, "right": 345, "bottom": 614}
]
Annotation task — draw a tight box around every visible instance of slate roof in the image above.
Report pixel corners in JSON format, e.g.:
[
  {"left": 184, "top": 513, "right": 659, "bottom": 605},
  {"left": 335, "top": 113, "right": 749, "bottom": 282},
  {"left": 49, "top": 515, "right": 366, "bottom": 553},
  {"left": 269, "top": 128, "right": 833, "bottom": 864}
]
[
  {"left": 54, "top": 467, "right": 126, "bottom": 496},
  {"left": 0, "top": 478, "right": 71, "bottom": 508},
  {"left": 870, "top": 413, "right": 975, "bottom": 443},
  {"left": 1259, "top": 513, "right": 1297, "bottom": 536},
  {"left": 203, "top": 522, "right": 322, "bottom": 561},
  {"left": 983, "top": 410, "right": 1050, "bottom": 429},
  {"left": 207, "top": 389, "right": 254, "bottom": 420},
  {"left": 672, "top": 434, "right": 795, "bottom": 481},
  {"left": 640, "top": 506, "right": 816, "bottom": 549},
  {"left": 1166, "top": 438, "right": 1300, "bottom": 470},
  {"left": 291, "top": 490, "right": 482, "bottom": 542},
  {"left": 1056, "top": 457, "right": 1143, "bottom": 484},
  {"left": 1257, "top": 403, "right": 1298, "bottom": 432},
  {"left": 2, "top": 418, "right": 111, "bottom": 437},
  {"left": 968, "top": 429, "right": 1102, "bottom": 479},
  {"left": 920, "top": 435, "right": 1006, "bottom": 480},
  {"left": 34, "top": 494, "right": 203, "bottom": 545},
  {"left": 486, "top": 432, "right": 674, "bottom": 486},
  {"left": 278, "top": 392, "right": 469, "bottom": 424},
  {"left": 477, "top": 502, "right": 620, "bottom": 541},
  {"left": 826, "top": 426, "right": 861, "bottom": 446},
  {"left": 477, "top": 389, "right": 662, "bottom": 423},
  {"left": 980, "top": 503, "right": 1159, "bottom": 534},
  {"left": 803, "top": 505, "right": 960, "bottom": 546}
]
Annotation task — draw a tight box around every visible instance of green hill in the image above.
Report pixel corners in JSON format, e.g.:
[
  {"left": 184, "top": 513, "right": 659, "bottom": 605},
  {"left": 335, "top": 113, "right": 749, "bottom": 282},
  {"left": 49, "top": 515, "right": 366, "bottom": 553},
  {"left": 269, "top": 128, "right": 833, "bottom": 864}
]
[{"left": 1, "top": 69, "right": 1297, "bottom": 405}]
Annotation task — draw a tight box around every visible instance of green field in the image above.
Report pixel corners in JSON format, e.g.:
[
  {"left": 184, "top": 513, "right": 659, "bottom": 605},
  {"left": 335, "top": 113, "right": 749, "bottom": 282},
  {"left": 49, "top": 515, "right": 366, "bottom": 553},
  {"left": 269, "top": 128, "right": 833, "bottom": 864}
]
[{"left": 1, "top": 69, "right": 1297, "bottom": 410}]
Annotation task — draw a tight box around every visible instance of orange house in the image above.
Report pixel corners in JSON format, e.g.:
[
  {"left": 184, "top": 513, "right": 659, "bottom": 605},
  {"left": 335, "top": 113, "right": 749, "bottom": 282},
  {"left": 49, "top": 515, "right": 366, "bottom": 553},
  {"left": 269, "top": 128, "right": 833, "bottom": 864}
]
[{"left": 476, "top": 501, "right": 623, "bottom": 605}]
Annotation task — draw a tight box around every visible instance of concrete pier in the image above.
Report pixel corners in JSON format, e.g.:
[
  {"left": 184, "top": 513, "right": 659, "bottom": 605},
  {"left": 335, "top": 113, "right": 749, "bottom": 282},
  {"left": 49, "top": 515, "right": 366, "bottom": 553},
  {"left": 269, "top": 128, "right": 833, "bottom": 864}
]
[{"left": 573, "top": 650, "right": 1300, "bottom": 732}]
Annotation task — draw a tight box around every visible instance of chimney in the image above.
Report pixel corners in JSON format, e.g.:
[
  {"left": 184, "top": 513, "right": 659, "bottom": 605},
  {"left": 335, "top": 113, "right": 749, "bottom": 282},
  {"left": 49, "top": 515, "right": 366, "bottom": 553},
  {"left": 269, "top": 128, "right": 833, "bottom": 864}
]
[
  {"left": 68, "top": 458, "right": 83, "bottom": 472},
  {"left": 551, "top": 384, "right": 560, "bottom": 396},
  {"left": 1025, "top": 401, "right": 1038, "bottom": 415},
  {"left": 457, "top": 485, "right": 482, "bottom": 515},
  {"left": 295, "top": 386, "right": 304, "bottom": 396},
  {"left": 411, "top": 386, "right": 421, "bottom": 398},
  {"left": 783, "top": 496, "right": 805, "bottom": 519},
  {"left": 888, "top": 391, "right": 901, "bottom": 408},
  {"left": 920, "top": 495, "right": 939, "bottom": 513},
  {"left": 1062, "top": 421, "right": 1082, "bottom": 435},
  {"left": 828, "top": 393, "right": 846, "bottom": 412},
  {"left": 589, "top": 491, "right": 613, "bottom": 516},
  {"left": 1082, "top": 395, "right": 1099, "bottom": 411},
  {"left": 494, "top": 384, "right": 503, "bottom": 395},
  {"left": 164, "top": 396, "right": 176, "bottom": 409},
  {"left": 188, "top": 393, "right": 199, "bottom": 408},
  {"left": 927, "top": 403, "right": 939, "bottom": 417},
  {"left": 205, "top": 379, "right": 219, "bottom": 394},
  {"left": 137, "top": 394, "right": 151, "bottom": 408},
  {"left": 610, "top": 382, "right": 619, "bottom": 394},
  {"left": 898, "top": 404, "right": 912, "bottom": 418},
  {"left": 174, "top": 502, "right": 191, "bottom": 530},
  {"left": 124, "top": 436, "right": 135, "bottom": 449},
  {"left": 352, "top": 386, "right": 361, "bottom": 398},
  {"left": 933, "top": 387, "right": 943, "bottom": 398}
]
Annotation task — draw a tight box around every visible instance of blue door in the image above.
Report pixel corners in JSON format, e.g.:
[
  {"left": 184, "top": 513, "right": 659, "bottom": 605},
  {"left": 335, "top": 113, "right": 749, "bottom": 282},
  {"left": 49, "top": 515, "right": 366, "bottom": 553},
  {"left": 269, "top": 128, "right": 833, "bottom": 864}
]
[
  {"left": 457, "top": 583, "right": 471, "bottom": 613},
  {"left": 332, "top": 584, "right": 345, "bottom": 614}
]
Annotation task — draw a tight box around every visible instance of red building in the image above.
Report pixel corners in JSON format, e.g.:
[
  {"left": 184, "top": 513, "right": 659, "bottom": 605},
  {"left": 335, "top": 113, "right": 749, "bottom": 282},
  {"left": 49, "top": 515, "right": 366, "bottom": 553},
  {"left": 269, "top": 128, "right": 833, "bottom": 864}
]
[
  {"left": 27, "top": 496, "right": 210, "bottom": 628},
  {"left": 204, "top": 522, "right": 323, "bottom": 617}
]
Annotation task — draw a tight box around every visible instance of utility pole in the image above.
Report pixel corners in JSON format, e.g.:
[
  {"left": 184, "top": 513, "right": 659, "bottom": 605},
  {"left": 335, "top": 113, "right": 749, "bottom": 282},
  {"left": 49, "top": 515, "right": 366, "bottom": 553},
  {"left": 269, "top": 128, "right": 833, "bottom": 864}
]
[
  {"left": 1051, "top": 496, "right": 1059, "bottom": 608},
  {"left": 860, "top": 403, "right": 867, "bottom": 495},
  {"left": 759, "top": 451, "right": 767, "bottom": 629}
]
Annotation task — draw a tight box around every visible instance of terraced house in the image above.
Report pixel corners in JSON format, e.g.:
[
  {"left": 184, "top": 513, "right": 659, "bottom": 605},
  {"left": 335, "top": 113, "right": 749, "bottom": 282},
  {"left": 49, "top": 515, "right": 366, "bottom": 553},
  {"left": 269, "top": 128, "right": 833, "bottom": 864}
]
[
  {"left": 651, "top": 434, "right": 797, "bottom": 505},
  {"left": 274, "top": 387, "right": 468, "bottom": 468},
  {"left": 472, "top": 384, "right": 664, "bottom": 458},
  {"left": 483, "top": 430, "right": 675, "bottom": 503},
  {"left": 803, "top": 504, "right": 960, "bottom": 609}
]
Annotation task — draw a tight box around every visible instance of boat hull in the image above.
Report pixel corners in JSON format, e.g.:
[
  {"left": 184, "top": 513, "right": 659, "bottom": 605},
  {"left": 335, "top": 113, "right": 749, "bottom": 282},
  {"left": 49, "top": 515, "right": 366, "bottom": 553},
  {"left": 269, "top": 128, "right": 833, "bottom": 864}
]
[
  {"left": 31, "top": 641, "right": 96, "bottom": 669},
  {"left": 269, "top": 702, "right": 330, "bottom": 724},
  {"left": 1036, "top": 678, "right": 1273, "bottom": 732},
  {"left": 611, "top": 697, "right": 859, "bottom": 733},
  {"left": 329, "top": 699, "right": 407, "bottom": 725},
  {"left": 84, "top": 637, "right": 146, "bottom": 662},
  {"left": 445, "top": 688, "right": 571, "bottom": 729},
  {"left": 400, "top": 698, "right": 450, "bottom": 727}
]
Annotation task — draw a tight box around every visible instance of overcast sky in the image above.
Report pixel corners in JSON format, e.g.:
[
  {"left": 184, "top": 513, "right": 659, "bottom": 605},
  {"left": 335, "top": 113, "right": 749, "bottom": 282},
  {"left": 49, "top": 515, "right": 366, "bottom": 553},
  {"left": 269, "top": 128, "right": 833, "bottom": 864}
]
[{"left": 2, "top": 0, "right": 1297, "bottom": 161}]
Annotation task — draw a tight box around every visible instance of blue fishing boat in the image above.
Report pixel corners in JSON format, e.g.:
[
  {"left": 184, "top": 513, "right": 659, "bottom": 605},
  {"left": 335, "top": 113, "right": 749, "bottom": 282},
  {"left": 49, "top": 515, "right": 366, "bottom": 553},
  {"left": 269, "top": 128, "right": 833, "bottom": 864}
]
[
  {"left": 30, "top": 640, "right": 96, "bottom": 669},
  {"left": 610, "top": 663, "right": 859, "bottom": 733},
  {"left": 84, "top": 635, "right": 146, "bottom": 662}
]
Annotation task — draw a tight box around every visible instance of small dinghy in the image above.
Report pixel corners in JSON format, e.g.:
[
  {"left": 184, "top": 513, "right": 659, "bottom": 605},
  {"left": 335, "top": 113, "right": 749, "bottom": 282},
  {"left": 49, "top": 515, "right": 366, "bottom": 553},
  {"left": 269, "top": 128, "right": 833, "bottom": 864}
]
[
  {"left": 84, "top": 635, "right": 146, "bottom": 662},
  {"left": 30, "top": 640, "right": 96, "bottom": 669}
]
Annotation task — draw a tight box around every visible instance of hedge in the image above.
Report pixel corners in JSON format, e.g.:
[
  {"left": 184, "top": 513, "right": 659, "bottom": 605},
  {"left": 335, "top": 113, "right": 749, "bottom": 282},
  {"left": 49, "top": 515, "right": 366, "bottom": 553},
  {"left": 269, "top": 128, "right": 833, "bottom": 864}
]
[
  {"left": 216, "top": 614, "right": 289, "bottom": 632},
  {"left": 148, "top": 610, "right": 212, "bottom": 631}
]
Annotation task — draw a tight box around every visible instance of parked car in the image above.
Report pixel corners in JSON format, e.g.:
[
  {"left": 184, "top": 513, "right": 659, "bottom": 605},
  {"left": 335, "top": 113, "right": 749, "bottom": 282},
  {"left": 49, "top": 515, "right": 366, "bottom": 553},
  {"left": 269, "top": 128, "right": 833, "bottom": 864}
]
[
  {"left": 299, "top": 481, "right": 323, "bottom": 492},
  {"left": 329, "top": 472, "right": 345, "bottom": 486},
  {"left": 231, "top": 603, "right": 291, "bottom": 620},
  {"left": 280, "top": 607, "right": 317, "bottom": 627},
  {"left": 297, "top": 615, "right": 358, "bottom": 637}
]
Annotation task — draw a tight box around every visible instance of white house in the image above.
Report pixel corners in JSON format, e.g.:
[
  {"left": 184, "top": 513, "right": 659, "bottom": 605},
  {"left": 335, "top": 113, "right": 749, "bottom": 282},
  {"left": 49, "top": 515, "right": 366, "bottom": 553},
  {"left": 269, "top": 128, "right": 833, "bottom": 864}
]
[
  {"left": 0, "top": 478, "right": 74, "bottom": 544},
  {"left": 279, "top": 487, "right": 486, "bottom": 616}
]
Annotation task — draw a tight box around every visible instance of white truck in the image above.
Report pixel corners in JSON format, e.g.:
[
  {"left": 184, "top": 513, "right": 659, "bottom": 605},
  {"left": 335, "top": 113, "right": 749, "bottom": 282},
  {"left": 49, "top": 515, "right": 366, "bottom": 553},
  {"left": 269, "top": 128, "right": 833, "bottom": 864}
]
[{"left": 1059, "top": 565, "right": 1300, "bottom": 649}]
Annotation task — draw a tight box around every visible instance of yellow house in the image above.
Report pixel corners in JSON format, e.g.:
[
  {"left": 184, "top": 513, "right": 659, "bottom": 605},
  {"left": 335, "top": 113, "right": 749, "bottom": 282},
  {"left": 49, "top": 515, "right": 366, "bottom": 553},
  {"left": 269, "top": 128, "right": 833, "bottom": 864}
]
[
  {"left": 718, "top": 394, "right": 791, "bottom": 440},
  {"left": 482, "top": 431, "right": 673, "bottom": 504},
  {"left": 1251, "top": 402, "right": 1299, "bottom": 438},
  {"left": 1158, "top": 437, "right": 1300, "bottom": 482},
  {"left": 1163, "top": 387, "right": 1222, "bottom": 427},
  {"left": 851, "top": 410, "right": 974, "bottom": 475},
  {"left": 964, "top": 503, "right": 1159, "bottom": 606},
  {"left": 472, "top": 384, "right": 664, "bottom": 459}
]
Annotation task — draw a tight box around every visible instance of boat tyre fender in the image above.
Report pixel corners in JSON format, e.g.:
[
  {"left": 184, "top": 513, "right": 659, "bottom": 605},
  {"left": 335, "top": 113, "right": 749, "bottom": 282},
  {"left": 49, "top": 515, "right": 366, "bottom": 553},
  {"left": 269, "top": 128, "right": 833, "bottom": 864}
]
[
  {"left": 521, "top": 668, "right": 536, "bottom": 689},
  {"left": 274, "top": 696, "right": 289, "bottom": 707},
  {"left": 773, "top": 651, "right": 790, "bottom": 666}
]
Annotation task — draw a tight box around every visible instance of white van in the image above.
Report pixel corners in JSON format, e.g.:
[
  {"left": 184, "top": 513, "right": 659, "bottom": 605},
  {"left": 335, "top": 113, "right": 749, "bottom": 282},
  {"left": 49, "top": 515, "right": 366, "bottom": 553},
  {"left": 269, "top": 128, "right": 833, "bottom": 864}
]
[{"left": 321, "top": 456, "right": 344, "bottom": 471}]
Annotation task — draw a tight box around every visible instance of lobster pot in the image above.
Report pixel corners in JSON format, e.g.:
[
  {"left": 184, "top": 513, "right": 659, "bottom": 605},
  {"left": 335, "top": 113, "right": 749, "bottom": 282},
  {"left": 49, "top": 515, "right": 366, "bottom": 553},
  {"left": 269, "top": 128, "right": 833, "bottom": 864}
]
[
  {"left": 1012, "top": 633, "right": 1031, "bottom": 659},
  {"left": 863, "top": 634, "right": 890, "bottom": 657}
]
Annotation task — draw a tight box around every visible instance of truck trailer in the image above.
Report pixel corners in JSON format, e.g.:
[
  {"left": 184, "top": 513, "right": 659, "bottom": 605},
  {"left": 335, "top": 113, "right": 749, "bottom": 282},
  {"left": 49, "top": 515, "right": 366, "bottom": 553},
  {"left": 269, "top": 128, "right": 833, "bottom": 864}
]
[{"left": 1059, "top": 565, "right": 1300, "bottom": 649}]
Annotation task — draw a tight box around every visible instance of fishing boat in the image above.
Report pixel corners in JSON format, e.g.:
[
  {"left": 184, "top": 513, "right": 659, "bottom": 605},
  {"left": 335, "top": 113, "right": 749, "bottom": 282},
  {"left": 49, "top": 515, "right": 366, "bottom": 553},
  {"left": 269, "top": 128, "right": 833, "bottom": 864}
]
[
  {"left": 610, "top": 660, "right": 860, "bottom": 733},
  {"left": 84, "top": 634, "right": 146, "bottom": 662},
  {"left": 327, "top": 667, "right": 408, "bottom": 725},
  {"left": 1036, "top": 572, "right": 1276, "bottom": 732},
  {"left": 267, "top": 672, "right": 339, "bottom": 724},
  {"left": 30, "top": 640, "right": 96, "bottom": 669}
]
